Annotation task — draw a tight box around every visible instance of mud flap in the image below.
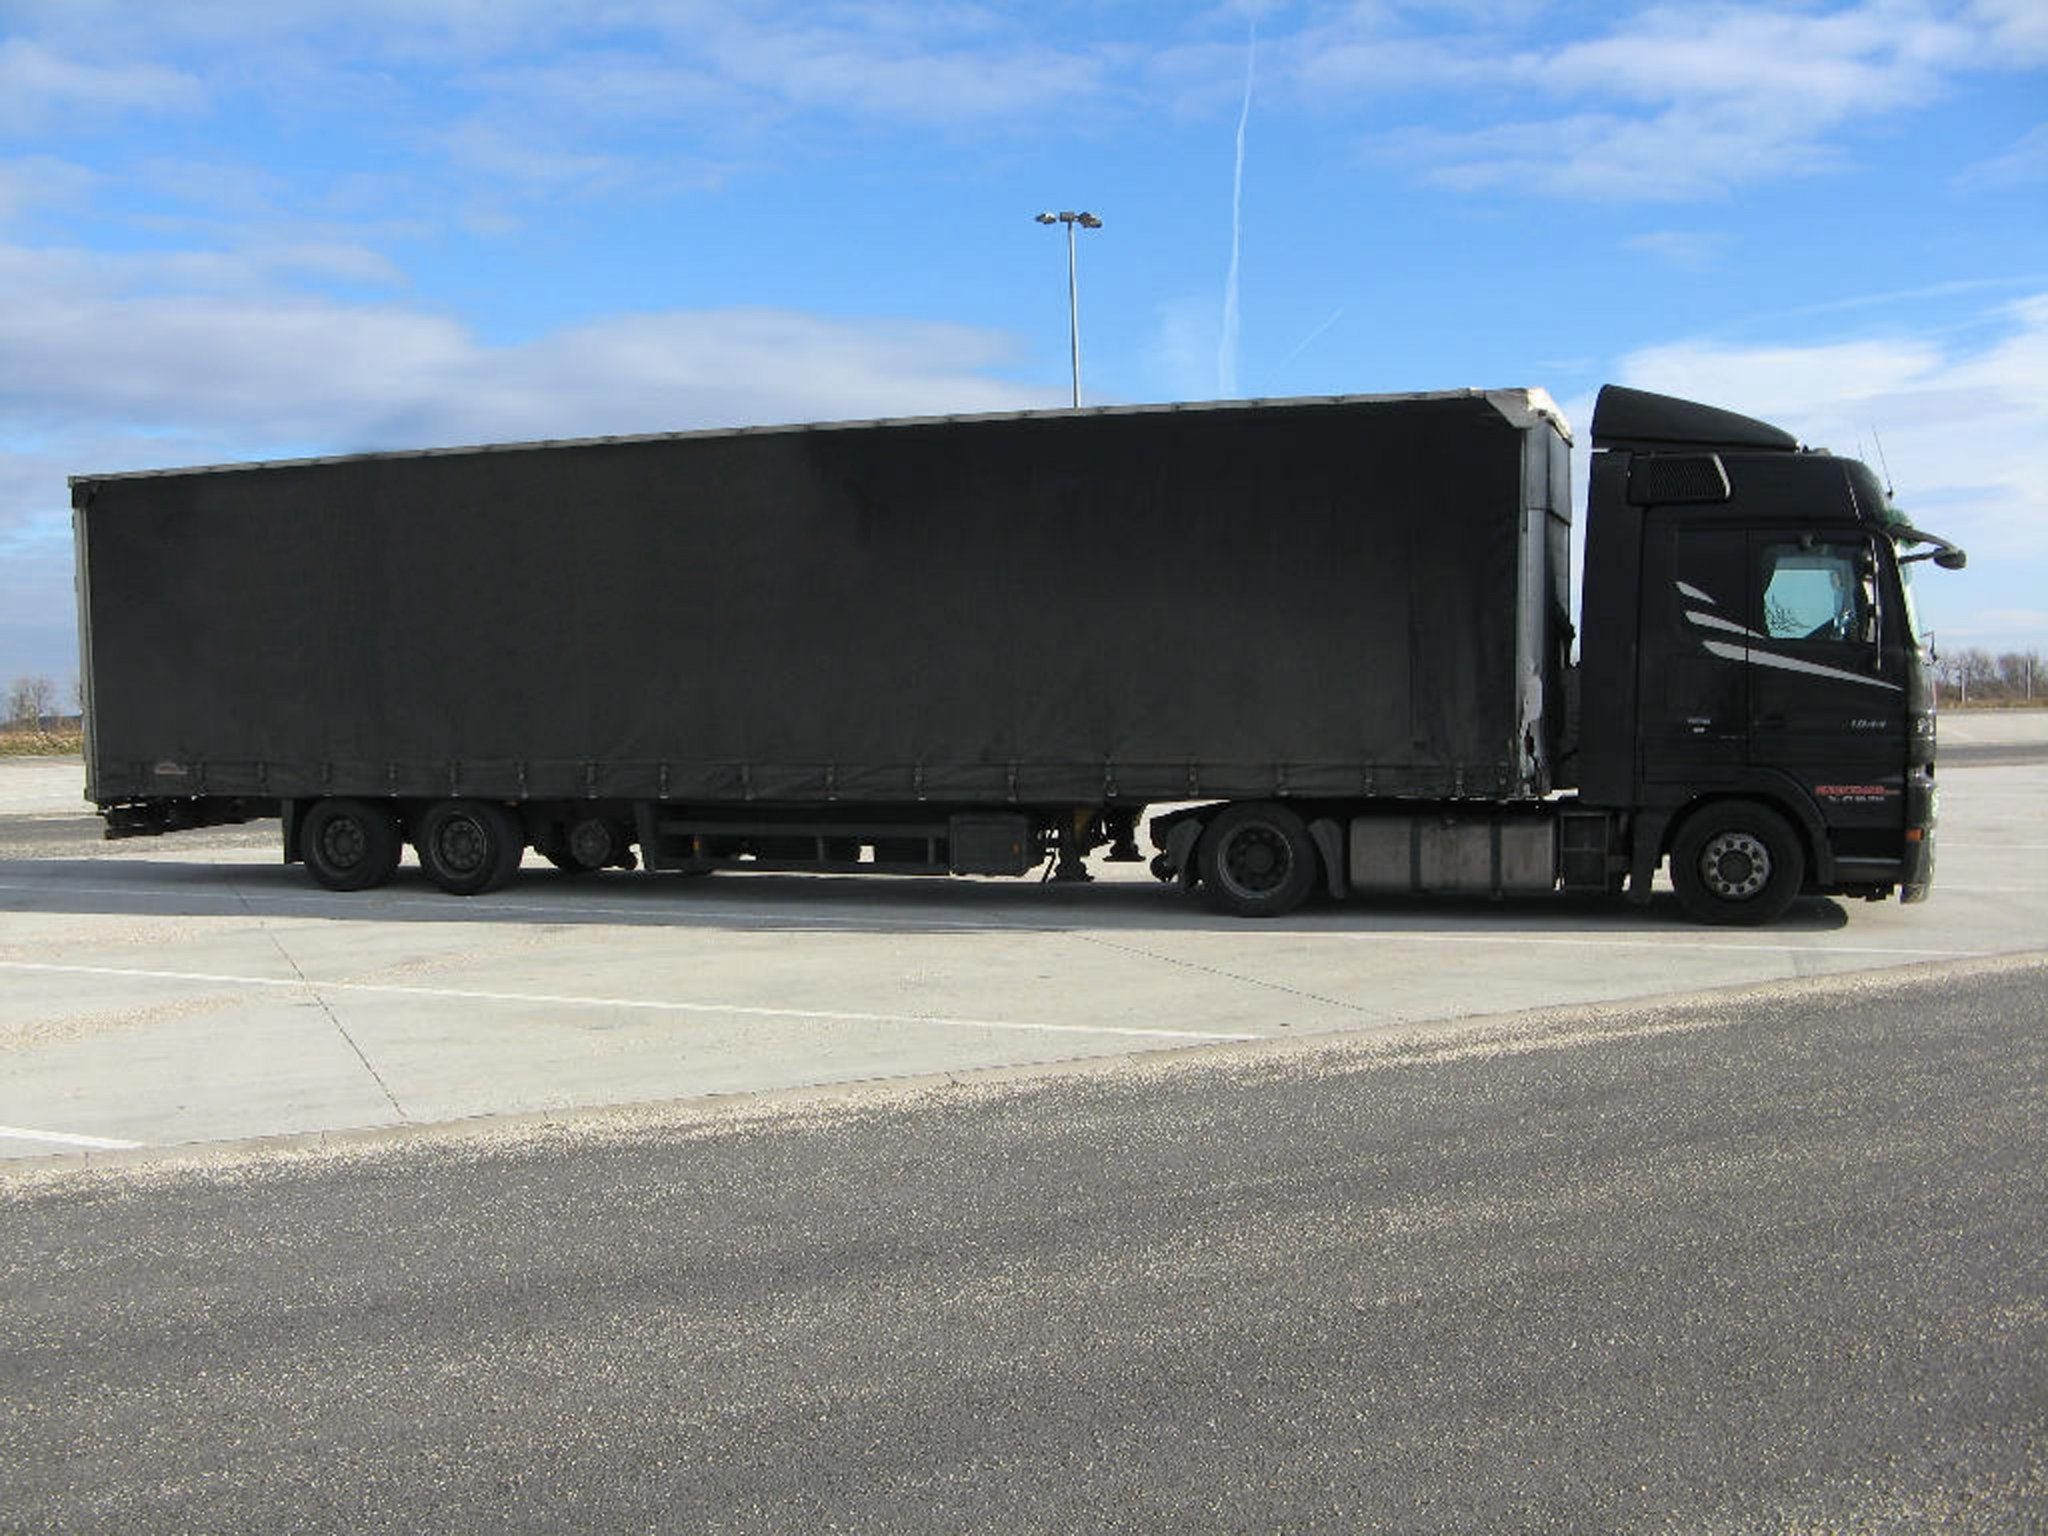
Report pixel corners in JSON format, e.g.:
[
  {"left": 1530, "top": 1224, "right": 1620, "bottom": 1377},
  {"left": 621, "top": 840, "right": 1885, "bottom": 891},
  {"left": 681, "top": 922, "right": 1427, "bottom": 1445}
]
[{"left": 1308, "top": 817, "right": 1347, "bottom": 899}]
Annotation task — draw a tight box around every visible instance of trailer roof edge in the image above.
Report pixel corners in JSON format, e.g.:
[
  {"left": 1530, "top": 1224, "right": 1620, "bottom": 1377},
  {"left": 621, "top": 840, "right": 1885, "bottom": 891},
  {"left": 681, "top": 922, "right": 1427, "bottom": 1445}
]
[{"left": 67, "top": 387, "right": 1558, "bottom": 485}]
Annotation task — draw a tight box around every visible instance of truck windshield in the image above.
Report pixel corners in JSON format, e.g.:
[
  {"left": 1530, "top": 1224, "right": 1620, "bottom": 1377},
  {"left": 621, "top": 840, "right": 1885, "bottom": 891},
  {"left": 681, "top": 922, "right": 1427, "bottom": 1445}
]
[
  {"left": 1896, "top": 557, "right": 1927, "bottom": 651},
  {"left": 1887, "top": 524, "right": 1964, "bottom": 654},
  {"left": 1876, "top": 502, "right": 1964, "bottom": 657}
]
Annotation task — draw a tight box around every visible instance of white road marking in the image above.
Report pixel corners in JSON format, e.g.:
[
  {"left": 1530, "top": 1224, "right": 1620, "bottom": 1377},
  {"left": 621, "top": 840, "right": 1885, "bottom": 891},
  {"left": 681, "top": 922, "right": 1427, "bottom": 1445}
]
[
  {"left": 0, "top": 960, "right": 1258, "bottom": 1043},
  {"left": 0, "top": 1124, "right": 143, "bottom": 1149}
]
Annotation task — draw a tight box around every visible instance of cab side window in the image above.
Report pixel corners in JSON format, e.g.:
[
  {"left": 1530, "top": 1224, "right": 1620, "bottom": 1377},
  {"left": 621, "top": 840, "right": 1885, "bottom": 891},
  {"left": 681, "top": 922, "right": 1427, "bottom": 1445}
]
[{"left": 1760, "top": 541, "right": 1878, "bottom": 646}]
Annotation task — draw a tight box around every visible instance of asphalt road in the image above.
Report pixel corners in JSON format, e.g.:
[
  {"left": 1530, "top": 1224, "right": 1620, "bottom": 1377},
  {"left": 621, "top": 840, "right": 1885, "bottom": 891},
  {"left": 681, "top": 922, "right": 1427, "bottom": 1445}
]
[{"left": 5, "top": 959, "right": 2042, "bottom": 1534}]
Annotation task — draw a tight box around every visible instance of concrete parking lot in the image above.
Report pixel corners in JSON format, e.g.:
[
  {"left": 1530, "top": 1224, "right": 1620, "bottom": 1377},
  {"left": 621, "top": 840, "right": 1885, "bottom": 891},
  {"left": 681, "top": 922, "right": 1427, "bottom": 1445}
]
[{"left": 4, "top": 711, "right": 2044, "bottom": 1161}]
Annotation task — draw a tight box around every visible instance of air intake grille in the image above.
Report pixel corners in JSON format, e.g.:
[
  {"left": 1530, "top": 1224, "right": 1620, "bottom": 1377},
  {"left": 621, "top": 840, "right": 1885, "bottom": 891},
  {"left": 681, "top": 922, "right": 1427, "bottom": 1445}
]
[{"left": 1626, "top": 453, "right": 1731, "bottom": 506}]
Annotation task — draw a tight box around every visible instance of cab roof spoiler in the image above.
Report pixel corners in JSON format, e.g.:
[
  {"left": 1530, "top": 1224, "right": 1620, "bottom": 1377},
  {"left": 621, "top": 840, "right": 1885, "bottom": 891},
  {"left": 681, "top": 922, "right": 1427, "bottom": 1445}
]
[{"left": 1591, "top": 385, "right": 1800, "bottom": 454}]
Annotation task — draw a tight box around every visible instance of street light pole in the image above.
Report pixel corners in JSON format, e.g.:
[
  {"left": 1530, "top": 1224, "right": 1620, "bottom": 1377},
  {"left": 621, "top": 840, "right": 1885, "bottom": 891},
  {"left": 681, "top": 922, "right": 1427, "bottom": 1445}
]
[{"left": 1035, "top": 210, "right": 1102, "bottom": 408}]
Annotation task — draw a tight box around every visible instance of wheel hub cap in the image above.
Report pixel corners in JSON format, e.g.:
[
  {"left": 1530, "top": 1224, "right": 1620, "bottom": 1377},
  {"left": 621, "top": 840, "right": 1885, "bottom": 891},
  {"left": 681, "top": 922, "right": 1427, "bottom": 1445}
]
[
  {"left": 321, "top": 822, "right": 365, "bottom": 868},
  {"left": 436, "top": 819, "right": 486, "bottom": 874},
  {"left": 1224, "top": 828, "right": 1289, "bottom": 894},
  {"left": 1701, "top": 832, "right": 1769, "bottom": 900}
]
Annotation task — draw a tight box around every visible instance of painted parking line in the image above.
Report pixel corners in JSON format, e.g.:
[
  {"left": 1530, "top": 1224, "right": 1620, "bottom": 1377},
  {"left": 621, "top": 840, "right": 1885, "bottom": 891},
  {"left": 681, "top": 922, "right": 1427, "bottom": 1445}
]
[
  {"left": 0, "top": 1124, "right": 144, "bottom": 1150},
  {"left": 0, "top": 960, "right": 1259, "bottom": 1043}
]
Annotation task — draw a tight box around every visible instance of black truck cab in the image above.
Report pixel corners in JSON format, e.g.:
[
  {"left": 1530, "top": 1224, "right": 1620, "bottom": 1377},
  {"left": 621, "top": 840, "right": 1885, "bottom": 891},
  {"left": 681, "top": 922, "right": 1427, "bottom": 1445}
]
[{"left": 1576, "top": 386, "right": 1964, "bottom": 922}]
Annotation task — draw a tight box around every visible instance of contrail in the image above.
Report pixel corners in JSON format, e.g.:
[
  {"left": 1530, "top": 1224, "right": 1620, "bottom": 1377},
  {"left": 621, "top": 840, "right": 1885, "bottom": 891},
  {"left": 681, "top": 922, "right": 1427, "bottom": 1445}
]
[
  {"left": 1275, "top": 306, "right": 1346, "bottom": 376},
  {"left": 1219, "top": 22, "right": 1255, "bottom": 399}
]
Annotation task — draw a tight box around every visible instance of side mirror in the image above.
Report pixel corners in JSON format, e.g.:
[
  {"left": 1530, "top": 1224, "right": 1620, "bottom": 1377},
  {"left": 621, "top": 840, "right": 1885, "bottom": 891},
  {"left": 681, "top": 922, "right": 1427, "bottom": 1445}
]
[{"left": 1895, "top": 525, "right": 1967, "bottom": 570}]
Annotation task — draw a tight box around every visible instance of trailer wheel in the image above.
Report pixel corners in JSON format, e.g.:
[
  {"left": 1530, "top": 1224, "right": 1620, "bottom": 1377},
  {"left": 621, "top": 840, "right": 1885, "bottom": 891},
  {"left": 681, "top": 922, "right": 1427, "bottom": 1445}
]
[
  {"left": 301, "top": 798, "right": 403, "bottom": 891},
  {"left": 1198, "top": 802, "right": 1318, "bottom": 918},
  {"left": 538, "top": 816, "right": 628, "bottom": 874},
  {"left": 1669, "top": 800, "right": 1805, "bottom": 926},
  {"left": 415, "top": 799, "right": 525, "bottom": 895}
]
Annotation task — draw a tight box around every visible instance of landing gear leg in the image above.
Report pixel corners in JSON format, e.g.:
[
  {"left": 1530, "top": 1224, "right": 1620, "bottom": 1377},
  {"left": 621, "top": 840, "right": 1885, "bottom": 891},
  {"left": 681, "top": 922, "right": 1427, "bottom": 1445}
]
[
  {"left": 1051, "top": 809, "right": 1096, "bottom": 883},
  {"left": 1103, "top": 807, "right": 1144, "bottom": 864}
]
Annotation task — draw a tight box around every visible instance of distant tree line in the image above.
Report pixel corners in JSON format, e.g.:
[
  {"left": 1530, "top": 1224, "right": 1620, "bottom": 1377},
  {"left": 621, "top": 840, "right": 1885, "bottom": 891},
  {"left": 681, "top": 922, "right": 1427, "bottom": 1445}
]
[
  {"left": 1932, "top": 648, "right": 2045, "bottom": 706},
  {"left": 5, "top": 674, "right": 80, "bottom": 731}
]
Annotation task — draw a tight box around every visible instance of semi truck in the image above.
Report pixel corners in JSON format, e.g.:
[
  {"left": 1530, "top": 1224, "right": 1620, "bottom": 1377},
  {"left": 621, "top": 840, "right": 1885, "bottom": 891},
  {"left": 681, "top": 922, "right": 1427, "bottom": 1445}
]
[{"left": 70, "top": 384, "right": 1965, "bottom": 924}]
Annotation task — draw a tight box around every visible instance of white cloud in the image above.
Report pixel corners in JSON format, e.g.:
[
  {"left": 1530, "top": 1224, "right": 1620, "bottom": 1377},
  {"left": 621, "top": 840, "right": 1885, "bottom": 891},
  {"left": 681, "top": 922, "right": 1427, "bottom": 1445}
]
[
  {"left": 1956, "top": 122, "right": 2048, "bottom": 192},
  {"left": 0, "top": 242, "right": 1048, "bottom": 453},
  {"left": 1615, "top": 295, "right": 2048, "bottom": 648},
  {"left": 1616, "top": 337, "right": 1947, "bottom": 416},
  {"left": 437, "top": 119, "right": 655, "bottom": 197},
  {"left": 1526, "top": 3, "right": 1962, "bottom": 110},
  {"left": 1624, "top": 230, "right": 1726, "bottom": 271},
  {"left": 465, "top": 54, "right": 752, "bottom": 131},
  {"left": 1293, "top": 0, "right": 2028, "bottom": 199},
  {"left": 1971, "top": 608, "right": 2048, "bottom": 634},
  {"left": 1383, "top": 108, "right": 1847, "bottom": 201},
  {"left": 693, "top": 15, "right": 1123, "bottom": 125},
  {"left": 0, "top": 36, "right": 202, "bottom": 131},
  {"left": 0, "top": 155, "right": 96, "bottom": 223},
  {"left": 0, "top": 3, "right": 1143, "bottom": 250},
  {"left": 6, "top": 2, "right": 1128, "bottom": 136},
  {"left": 1138, "top": 295, "right": 1225, "bottom": 403},
  {"left": 1967, "top": 0, "right": 2048, "bottom": 64},
  {"left": 2, "top": 1, "right": 2039, "bottom": 211},
  {"left": 3, "top": 311, "right": 1039, "bottom": 456}
]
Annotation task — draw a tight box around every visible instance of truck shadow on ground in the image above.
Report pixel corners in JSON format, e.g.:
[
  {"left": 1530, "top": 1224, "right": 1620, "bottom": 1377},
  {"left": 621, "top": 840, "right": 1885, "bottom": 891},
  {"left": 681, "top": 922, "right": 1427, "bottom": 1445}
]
[{"left": 0, "top": 855, "right": 1858, "bottom": 936}]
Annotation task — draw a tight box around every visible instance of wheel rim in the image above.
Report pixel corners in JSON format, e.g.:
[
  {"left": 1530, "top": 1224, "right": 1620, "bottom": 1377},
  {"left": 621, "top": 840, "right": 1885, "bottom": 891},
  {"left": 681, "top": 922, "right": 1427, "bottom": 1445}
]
[
  {"left": 431, "top": 814, "right": 489, "bottom": 876},
  {"left": 1218, "top": 823, "right": 1292, "bottom": 899},
  {"left": 317, "top": 816, "right": 366, "bottom": 871},
  {"left": 1698, "top": 830, "right": 1770, "bottom": 901}
]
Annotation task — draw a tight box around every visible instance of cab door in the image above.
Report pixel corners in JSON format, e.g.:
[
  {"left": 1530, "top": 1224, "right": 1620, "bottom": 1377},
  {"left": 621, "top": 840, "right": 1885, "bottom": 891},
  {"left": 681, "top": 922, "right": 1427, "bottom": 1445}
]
[
  {"left": 1637, "top": 517, "right": 1750, "bottom": 788},
  {"left": 1745, "top": 531, "right": 1908, "bottom": 829}
]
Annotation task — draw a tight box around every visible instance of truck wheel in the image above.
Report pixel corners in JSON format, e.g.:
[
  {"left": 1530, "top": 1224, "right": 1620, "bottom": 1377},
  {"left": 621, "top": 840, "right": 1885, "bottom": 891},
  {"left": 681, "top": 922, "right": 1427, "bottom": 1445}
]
[
  {"left": 415, "top": 799, "right": 524, "bottom": 895},
  {"left": 301, "top": 798, "right": 403, "bottom": 891},
  {"left": 1198, "top": 802, "right": 1318, "bottom": 918},
  {"left": 1670, "top": 800, "right": 1806, "bottom": 926}
]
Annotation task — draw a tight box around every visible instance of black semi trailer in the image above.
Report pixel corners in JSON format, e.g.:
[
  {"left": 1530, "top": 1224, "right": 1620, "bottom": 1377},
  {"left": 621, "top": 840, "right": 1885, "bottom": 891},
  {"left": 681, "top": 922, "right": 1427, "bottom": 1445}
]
[{"left": 70, "top": 385, "right": 1964, "bottom": 924}]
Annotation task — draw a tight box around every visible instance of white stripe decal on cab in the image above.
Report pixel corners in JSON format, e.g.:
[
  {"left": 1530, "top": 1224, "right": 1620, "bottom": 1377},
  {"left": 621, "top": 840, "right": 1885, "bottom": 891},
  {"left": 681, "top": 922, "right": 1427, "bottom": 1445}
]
[{"left": 1700, "top": 639, "right": 1904, "bottom": 692}]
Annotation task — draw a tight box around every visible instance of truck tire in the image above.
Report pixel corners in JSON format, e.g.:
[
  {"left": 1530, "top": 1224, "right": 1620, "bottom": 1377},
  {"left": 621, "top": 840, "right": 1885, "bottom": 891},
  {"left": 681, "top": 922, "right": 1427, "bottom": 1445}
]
[
  {"left": 301, "top": 798, "right": 403, "bottom": 891},
  {"left": 1198, "top": 802, "right": 1318, "bottom": 918},
  {"left": 415, "top": 799, "right": 525, "bottom": 895},
  {"left": 1669, "top": 800, "right": 1806, "bottom": 926}
]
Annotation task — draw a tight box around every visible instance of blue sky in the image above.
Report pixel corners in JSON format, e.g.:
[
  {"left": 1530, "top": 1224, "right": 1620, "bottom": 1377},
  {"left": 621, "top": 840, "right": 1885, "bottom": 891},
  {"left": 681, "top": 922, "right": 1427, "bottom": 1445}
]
[{"left": 4, "top": 0, "right": 2045, "bottom": 687}]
